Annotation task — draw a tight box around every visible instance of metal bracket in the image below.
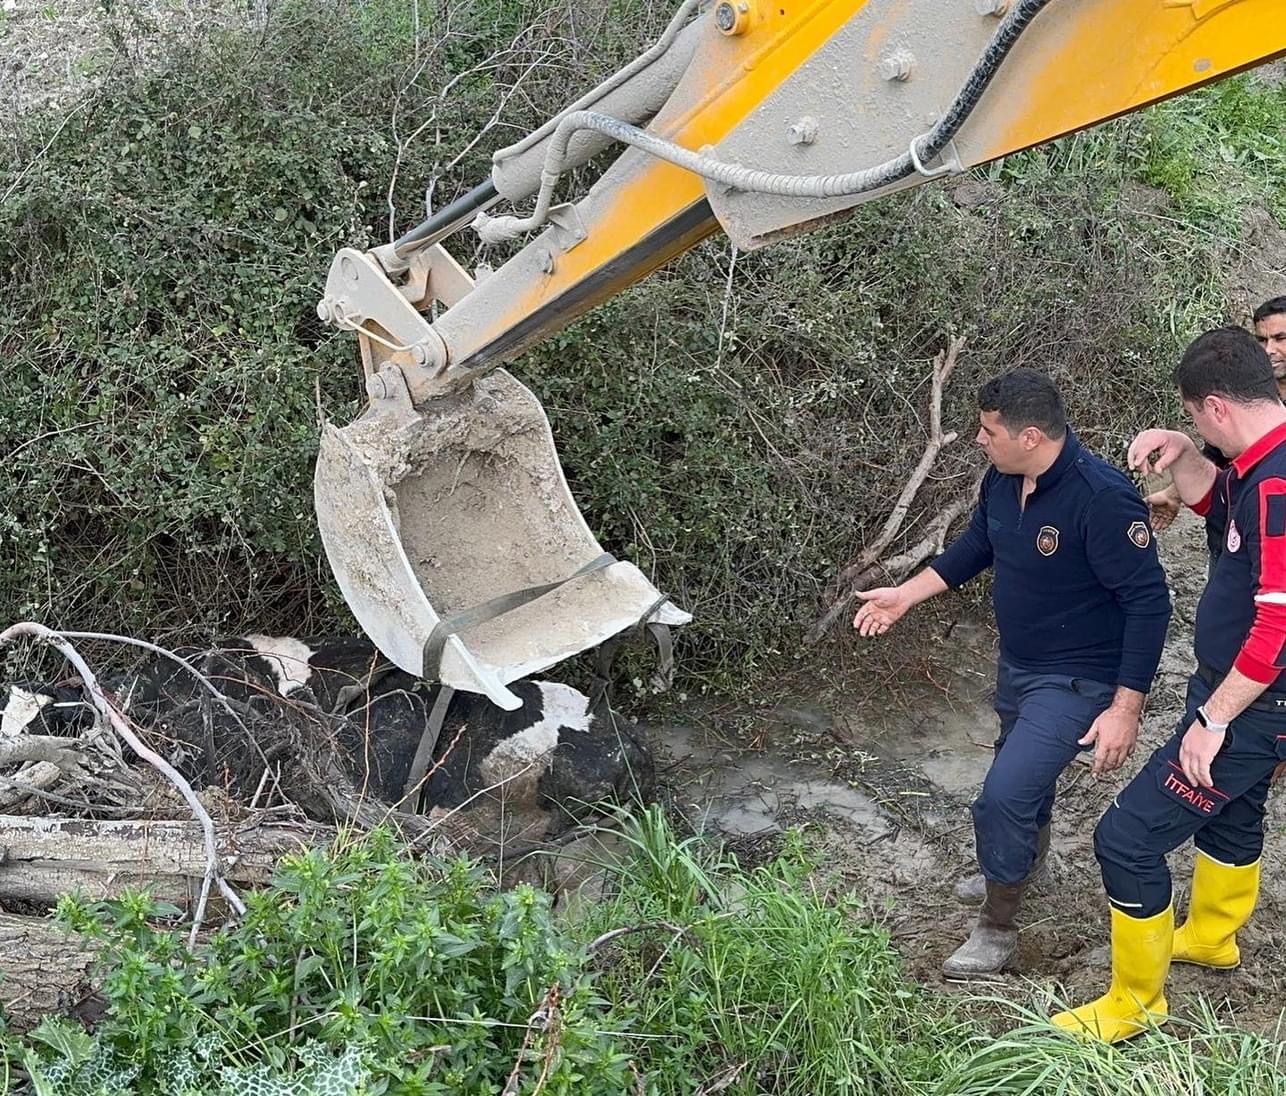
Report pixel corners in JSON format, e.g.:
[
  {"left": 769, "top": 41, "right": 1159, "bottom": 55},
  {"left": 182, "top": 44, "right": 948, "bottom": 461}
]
[
  {"left": 316, "top": 247, "right": 449, "bottom": 400},
  {"left": 908, "top": 135, "right": 962, "bottom": 179},
  {"left": 547, "top": 203, "right": 588, "bottom": 252}
]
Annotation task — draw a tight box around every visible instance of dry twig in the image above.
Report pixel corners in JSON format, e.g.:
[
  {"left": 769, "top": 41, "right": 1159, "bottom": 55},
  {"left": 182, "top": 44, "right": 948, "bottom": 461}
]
[
  {"left": 806, "top": 336, "right": 973, "bottom": 643},
  {"left": 501, "top": 981, "right": 563, "bottom": 1096},
  {"left": 587, "top": 920, "right": 696, "bottom": 955}
]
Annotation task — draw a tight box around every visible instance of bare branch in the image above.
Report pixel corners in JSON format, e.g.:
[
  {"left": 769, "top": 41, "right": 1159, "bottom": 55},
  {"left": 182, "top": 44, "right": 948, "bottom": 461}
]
[
  {"left": 587, "top": 920, "right": 696, "bottom": 954},
  {"left": 0, "top": 623, "right": 246, "bottom": 926},
  {"left": 806, "top": 338, "right": 973, "bottom": 644}
]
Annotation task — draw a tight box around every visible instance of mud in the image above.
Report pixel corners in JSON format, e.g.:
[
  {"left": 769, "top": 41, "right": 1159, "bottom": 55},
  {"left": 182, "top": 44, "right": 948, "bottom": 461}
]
[{"left": 651, "top": 508, "right": 1286, "bottom": 1031}]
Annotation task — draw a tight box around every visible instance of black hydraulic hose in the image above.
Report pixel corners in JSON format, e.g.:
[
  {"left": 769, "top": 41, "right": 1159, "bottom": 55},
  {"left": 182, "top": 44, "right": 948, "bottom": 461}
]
[
  {"left": 391, "top": 179, "right": 499, "bottom": 258},
  {"left": 919, "top": 0, "right": 1060, "bottom": 167}
]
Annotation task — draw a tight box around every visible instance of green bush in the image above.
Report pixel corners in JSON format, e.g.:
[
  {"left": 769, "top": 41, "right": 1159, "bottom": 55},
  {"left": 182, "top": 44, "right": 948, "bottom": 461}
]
[
  {"left": 0, "top": 0, "right": 644, "bottom": 649},
  {"left": 20, "top": 830, "right": 630, "bottom": 1094},
  {"left": 9, "top": 820, "right": 1286, "bottom": 1094}
]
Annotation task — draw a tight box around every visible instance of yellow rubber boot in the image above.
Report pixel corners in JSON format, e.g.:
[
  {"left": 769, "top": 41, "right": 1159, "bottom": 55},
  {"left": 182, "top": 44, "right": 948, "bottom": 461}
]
[
  {"left": 1173, "top": 853, "right": 1260, "bottom": 970},
  {"left": 1051, "top": 904, "right": 1172, "bottom": 1044}
]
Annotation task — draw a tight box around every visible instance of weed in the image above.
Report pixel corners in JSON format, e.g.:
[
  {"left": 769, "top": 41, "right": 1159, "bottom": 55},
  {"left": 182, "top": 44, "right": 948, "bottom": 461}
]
[
  {"left": 580, "top": 810, "right": 962, "bottom": 1094},
  {"left": 936, "top": 997, "right": 1286, "bottom": 1096}
]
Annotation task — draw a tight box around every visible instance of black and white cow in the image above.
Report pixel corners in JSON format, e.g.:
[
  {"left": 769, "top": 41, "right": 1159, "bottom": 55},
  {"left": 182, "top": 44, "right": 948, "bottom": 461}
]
[{"left": 0, "top": 636, "right": 652, "bottom": 851}]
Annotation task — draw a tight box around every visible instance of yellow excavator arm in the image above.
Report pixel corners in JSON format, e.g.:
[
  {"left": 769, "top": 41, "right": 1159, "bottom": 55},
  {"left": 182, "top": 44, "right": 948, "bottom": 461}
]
[{"left": 315, "top": 0, "right": 1286, "bottom": 709}]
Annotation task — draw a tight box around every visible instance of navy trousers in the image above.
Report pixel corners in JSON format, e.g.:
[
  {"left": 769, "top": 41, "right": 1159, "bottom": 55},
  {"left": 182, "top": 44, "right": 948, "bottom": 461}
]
[
  {"left": 1094, "top": 672, "right": 1286, "bottom": 917},
  {"left": 973, "top": 660, "right": 1116, "bottom": 885}
]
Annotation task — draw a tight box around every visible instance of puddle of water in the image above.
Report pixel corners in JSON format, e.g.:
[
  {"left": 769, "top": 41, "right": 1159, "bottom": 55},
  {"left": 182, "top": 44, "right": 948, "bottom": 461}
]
[
  {"left": 793, "top": 780, "right": 891, "bottom": 837},
  {"left": 714, "top": 801, "right": 782, "bottom": 836},
  {"left": 864, "top": 699, "right": 996, "bottom": 797},
  {"left": 660, "top": 724, "right": 898, "bottom": 840}
]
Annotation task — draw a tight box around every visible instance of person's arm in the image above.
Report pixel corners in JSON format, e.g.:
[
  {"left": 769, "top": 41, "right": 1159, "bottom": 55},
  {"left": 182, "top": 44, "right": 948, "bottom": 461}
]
[
  {"left": 1183, "top": 478, "right": 1286, "bottom": 785},
  {"left": 1128, "top": 429, "right": 1218, "bottom": 508},
  {"left": 853, "top": 473, "right": 993, "bottom": 637},
  {"left": 1078, "top": 489, "right": 1173, "bottom": 774}
]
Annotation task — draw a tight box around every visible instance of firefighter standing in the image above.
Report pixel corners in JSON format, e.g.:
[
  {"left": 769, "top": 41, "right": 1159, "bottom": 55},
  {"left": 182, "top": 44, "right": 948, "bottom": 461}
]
[
  {"left": 1056, "top": 327, "right": 1286, "bottom": 1042},
  {"left": 855, "top": 369, "right": 1171, "bottom": 979}
]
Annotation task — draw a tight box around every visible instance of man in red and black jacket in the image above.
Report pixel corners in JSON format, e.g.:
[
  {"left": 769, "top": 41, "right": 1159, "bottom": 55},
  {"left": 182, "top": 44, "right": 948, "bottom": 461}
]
[
  {"left": 1056, "top": 327, "right": 1286, "bottom": 1044},
  {"left": 1147, "top": 296, "right": 1286, "bottom": 564}
]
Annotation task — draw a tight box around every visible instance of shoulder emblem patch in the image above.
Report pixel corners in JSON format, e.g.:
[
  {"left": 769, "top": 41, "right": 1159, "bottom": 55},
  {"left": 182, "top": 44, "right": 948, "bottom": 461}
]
[
  {"left": 1127, "top": 521, "right": 1151, "bottom": 549},
  {"left": 1036, "top": 525, "right": 1059, "bottom": 557},
  {"left": 1228, "top": 519, "right": 1242, "bottom": 554}
]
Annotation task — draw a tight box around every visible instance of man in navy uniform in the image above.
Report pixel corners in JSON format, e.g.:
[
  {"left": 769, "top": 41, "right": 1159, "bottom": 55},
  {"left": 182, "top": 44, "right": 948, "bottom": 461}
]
[
  {"left": 855, "top": 369, "right": 1171, "bottom": 979},
  {"left": 1056, "top": 327, "right": 1286, "bottom": 1042}
]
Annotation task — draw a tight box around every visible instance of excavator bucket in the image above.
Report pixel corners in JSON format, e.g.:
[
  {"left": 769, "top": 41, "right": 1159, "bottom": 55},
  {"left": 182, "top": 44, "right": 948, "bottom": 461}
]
[{"left": 314, "top": 366, "right": 690, "bottom": 711}]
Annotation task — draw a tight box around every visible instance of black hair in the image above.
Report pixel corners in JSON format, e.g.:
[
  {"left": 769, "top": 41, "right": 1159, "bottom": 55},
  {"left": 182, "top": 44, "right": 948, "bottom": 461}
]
[
  {"left": 977, "top": 368, "right": 1067, "bottom": 439},
  {"left": 1173, "top": 326, "right": 1277, "bottom": 405},
  {"left": 1252, "top": 297, "right": 1286, "bottom": 325}
]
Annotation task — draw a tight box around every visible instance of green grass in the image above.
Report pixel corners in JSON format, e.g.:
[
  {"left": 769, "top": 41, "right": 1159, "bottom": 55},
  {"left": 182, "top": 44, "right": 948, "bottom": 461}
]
[
  {"left": 938, "top": 999, "right": 1286, "bottom": 1096},
  {"left": 7, "top": 816, "right": 1286, "bottom": 1094},
  {"left": 577, "top": 809, "right": 962, "bottom": 1094},
  {"left": 1129, "top": 76, "right": 1286, "bottom": 227}
]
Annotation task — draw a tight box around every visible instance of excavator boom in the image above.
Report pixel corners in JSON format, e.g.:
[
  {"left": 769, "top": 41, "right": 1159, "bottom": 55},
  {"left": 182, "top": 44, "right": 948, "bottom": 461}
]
[{"left": 315, "top": 0, "right": 1286, "bottom": 708}]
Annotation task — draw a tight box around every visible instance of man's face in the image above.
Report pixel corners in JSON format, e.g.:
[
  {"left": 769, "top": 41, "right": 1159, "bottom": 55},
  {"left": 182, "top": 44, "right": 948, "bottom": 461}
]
[
  {"left": 1255, "top": 311, "right": 1286, "bottom": 381},
  {"left": 976, "top": 410, "right": 1026, "bottom": 473}
]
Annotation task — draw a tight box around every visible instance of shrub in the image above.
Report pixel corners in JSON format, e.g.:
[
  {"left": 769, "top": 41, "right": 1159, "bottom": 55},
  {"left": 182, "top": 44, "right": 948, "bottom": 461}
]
[
  {"left": 20, "top": 830, "right": 631, "bottom": 1094},
  {"left": 2, "top": 0, "right": 1283, "bottom": 693}
]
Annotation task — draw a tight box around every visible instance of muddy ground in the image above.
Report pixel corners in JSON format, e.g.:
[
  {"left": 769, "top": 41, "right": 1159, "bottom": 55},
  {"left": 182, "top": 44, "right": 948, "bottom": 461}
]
[{"left": 649, "top": 508, "right": 1286, "bottom": 1033}]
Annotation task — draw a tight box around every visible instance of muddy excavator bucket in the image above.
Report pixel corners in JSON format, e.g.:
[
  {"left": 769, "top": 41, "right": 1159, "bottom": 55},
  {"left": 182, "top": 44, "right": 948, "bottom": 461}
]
[{"left": 314, "top": 366, "right": 690, "bottom": 711}]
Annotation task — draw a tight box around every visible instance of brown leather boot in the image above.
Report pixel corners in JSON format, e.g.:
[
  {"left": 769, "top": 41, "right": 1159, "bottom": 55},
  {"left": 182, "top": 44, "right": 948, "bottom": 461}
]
[
  {"left": 942, "top": 879, "right": 1024, "bottom": 980},
  {"left": 955, "top": 824, "right": 1050, "bottom": 905}
]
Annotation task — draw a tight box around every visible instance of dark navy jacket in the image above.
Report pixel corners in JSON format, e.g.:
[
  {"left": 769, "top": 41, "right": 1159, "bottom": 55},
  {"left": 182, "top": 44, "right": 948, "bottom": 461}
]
[
  {"left": 1193, "top": 421, "right": 1286, "bottom": 689},
  {"left": 931, "top": 431, "right": 1171, "bottom": 692}
]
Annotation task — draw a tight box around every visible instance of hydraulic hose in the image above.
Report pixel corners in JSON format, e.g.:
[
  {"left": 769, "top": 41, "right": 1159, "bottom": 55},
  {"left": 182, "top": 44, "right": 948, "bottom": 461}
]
[
  {"left": 490, "top": 0, "right": 702, "bottom": 165},
  {"left": 473, "top": 0, "right": 1058, "bottom": 244},
  {"left": 392, "top": 179, "right": 499, "bottom": 258}
]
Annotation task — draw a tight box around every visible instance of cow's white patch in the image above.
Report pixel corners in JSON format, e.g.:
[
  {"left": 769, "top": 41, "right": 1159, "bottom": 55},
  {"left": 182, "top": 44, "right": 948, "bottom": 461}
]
[
  {"left": 2, "top": 686, "right": 53, "bottom": 737},
  {"left": 245, "top": 635, "right": 315, "bottom": 696},
  {"left": 483, "top": 682, "right": 592, "bottom": 778}
]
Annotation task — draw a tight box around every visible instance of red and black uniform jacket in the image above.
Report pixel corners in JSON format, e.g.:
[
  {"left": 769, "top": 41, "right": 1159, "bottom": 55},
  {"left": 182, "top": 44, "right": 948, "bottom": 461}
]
[{"left": 1193, "top": 422, "right": 1286, "bottom": 687}]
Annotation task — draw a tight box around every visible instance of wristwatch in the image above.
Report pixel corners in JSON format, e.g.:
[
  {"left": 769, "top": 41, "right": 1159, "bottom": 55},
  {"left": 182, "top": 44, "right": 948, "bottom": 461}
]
[{"left": 1195, "top": 705, "right": 1230, "bottom": 733}]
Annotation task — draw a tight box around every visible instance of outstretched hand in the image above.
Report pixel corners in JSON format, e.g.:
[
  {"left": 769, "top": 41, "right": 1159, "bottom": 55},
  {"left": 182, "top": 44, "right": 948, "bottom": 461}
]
[
  {"left": 853, "top": 586, "right": 911, "bottom": 638},
  {"left": 1145, "top": 485, "right": 1182, "bottom": 533}
]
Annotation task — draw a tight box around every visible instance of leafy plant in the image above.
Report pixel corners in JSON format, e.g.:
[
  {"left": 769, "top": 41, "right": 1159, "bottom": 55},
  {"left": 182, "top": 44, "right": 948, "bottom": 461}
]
[{"left": 28, "top": 830, "right": 630, "bottom": 1094}]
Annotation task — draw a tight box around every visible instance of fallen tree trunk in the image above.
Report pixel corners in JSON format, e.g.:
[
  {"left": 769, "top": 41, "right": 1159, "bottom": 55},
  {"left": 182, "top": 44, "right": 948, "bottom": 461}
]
[
  {"left": 0, "top": 813, "right": 335, "bottom": 909},
  {"left": 0, "top": 911, "right": 95, "bottom": 1029}
]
